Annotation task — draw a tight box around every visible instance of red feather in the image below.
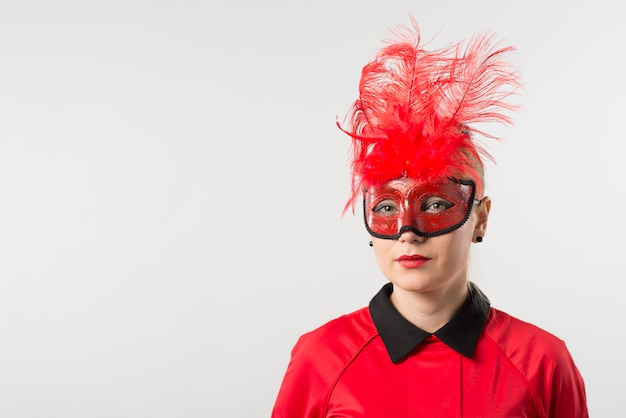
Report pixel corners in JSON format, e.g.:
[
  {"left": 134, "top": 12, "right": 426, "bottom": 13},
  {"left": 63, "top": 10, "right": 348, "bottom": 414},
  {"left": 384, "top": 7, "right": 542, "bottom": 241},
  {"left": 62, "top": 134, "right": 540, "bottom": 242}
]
[{"left": 339, "top": 18, "right": 521, "bottom": 214}]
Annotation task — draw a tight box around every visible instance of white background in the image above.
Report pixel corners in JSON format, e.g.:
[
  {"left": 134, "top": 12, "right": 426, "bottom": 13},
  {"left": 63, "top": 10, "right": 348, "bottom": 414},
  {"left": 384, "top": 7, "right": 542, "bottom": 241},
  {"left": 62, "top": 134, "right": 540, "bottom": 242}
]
[{"left": 0, "top": 0, "right": 623, "bottom": 417}]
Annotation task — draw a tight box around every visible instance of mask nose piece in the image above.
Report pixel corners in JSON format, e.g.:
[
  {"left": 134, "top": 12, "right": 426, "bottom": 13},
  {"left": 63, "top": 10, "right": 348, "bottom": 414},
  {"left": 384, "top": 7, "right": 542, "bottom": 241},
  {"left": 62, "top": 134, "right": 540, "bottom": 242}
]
[{"left": 399, "top": 198, "right": 415, "bottom": 231}]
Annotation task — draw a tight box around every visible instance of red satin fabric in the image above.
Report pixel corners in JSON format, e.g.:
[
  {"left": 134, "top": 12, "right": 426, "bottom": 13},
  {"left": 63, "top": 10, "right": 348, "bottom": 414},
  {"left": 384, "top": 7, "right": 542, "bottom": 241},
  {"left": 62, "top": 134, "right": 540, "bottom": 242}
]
[{"left": 272, "top": 308, "right": 588, "bottom": 418}]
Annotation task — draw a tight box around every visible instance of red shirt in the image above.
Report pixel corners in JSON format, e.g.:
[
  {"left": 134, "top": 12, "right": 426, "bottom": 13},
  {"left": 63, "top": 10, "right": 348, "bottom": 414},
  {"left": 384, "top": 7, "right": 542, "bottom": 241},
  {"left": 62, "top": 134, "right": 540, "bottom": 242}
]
[{"left": 272, "top": 283, "right": 588, "bottom": 417}]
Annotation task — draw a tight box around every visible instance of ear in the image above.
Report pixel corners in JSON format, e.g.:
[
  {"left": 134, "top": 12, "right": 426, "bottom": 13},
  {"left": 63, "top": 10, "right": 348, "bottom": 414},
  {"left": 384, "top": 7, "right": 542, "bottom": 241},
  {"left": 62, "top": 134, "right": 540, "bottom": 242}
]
[{"left": 473, "top": 197, "right": 491, "bottom": 243}]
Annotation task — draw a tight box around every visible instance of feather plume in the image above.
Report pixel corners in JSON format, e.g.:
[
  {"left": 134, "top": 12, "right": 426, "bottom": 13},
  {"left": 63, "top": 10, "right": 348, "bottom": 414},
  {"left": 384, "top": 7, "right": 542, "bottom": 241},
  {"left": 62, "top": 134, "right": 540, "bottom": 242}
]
[{"left": 339, "top": 18, "right": 521, "bottom": 214}]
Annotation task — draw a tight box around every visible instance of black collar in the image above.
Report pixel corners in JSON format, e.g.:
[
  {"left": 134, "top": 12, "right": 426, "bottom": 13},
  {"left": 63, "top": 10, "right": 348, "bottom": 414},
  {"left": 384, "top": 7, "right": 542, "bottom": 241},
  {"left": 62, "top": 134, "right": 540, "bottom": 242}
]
[{"left": 369, "top": 282, "right": 490, "bottom": 363}]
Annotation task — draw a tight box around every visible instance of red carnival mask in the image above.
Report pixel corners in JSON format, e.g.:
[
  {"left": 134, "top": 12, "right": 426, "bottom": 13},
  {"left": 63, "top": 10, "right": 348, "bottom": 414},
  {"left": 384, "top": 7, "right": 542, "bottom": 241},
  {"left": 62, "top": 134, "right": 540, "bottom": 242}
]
[{"left": 364, "top": 178, "right": 477, "bottom": 239}]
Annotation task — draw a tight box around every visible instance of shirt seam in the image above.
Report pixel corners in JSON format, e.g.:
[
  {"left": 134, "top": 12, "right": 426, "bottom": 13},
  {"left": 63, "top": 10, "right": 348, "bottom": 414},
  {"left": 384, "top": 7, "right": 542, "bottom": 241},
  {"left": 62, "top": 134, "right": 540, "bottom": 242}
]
[
  {"left": 323, "top": 331, "right": 381, "bottom": 417},
  {"left": 482, "top": 331, "right": 545, "bottom": 418}
]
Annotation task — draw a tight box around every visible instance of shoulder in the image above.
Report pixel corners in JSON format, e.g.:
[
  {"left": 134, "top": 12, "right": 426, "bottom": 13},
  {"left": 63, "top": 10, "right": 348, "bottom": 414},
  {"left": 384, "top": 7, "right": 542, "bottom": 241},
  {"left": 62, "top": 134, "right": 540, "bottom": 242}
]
[
  {"left": 482, "top": 308, "right": 588, "bottom": 416},
  {"left": 483, "top": 308, "right": 570, "bottom": 361},
  {"left": 482, "top": 308, "right": 578, "bottom": 380},
  {"left": 293, "top": 306, "right": 378, "bottom": 367},
  {"left": 272, "top": 307, "right": 379, "bottom": 418},
  {"left": 287, "top": 307, "right": 380, "bottom": 390}
]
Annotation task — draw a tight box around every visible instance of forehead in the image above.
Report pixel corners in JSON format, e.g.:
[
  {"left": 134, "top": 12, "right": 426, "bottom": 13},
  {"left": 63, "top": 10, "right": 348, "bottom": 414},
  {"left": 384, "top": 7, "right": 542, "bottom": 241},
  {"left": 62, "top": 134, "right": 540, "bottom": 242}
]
[{"left": 368, "top": 177, "right": 451, "bottom": 194}]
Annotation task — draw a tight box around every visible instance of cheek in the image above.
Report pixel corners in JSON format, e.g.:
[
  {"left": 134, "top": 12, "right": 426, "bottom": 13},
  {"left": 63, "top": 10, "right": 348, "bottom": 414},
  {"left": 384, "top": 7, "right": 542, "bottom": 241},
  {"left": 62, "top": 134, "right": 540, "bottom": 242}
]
[
  {"left": 371, "top": 240, "right": 394, "bottom": 271},
  {"left": 437, "top": 222, "right": 475, "bottom": 261},
  {"left": 453, "top": 230, "right": 475, "bottom": 257},
  {"left": 371, "top": 242, "right": 387, "bottom": 265}
]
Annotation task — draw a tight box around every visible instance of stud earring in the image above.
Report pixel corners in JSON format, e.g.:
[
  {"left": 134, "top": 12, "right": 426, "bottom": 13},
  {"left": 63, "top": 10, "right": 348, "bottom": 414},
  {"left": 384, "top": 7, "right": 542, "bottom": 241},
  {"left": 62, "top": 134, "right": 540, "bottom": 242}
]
[
  {"left": 476, "top": 236, "right": 483, "bottom": 243},
  {"left": 369, "top": 241, "right": 373, "bottom": 247}
]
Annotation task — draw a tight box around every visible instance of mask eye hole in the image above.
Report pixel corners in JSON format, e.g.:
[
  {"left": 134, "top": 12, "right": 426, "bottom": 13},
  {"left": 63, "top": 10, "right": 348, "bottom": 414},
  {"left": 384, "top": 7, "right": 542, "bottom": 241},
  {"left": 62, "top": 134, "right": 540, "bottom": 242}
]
[
  {"left": 373, "top": 199, "right": 399, "bottom": 217},
  {"left": 420, "top": 197, "right": 454, "bottom": 214}
]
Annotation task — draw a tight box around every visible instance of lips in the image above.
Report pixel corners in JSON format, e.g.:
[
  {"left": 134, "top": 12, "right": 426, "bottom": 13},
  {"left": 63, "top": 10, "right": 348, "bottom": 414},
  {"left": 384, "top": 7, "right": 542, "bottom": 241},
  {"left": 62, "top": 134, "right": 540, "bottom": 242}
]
[
  {"left": 396, "top": 254, "right": 430, "bottom": 269},
  {"left": 397, "top": 254, "right": 428, "bottom": 261}
]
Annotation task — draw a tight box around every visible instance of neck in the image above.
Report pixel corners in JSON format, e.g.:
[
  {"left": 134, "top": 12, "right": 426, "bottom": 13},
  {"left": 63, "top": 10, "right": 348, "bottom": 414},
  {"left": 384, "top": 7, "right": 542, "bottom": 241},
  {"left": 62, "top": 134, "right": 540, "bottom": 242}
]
[{"left": 389, "top": 280, "right": 469, "bottom": 333}]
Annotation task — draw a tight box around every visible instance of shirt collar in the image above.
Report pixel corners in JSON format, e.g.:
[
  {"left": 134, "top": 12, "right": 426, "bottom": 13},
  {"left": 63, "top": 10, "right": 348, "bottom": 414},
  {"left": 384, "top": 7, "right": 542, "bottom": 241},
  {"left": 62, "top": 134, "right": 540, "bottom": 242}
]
[{"left": 369, "top": 282, "right": 490, "bottom": 363}]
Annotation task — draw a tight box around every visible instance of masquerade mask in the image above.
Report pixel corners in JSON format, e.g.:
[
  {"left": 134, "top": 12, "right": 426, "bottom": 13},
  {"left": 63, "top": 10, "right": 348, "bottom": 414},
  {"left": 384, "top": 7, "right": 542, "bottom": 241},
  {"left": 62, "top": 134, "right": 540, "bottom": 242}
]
[{"left": 364, "top": 178, "right": 478, "bottom": 239}]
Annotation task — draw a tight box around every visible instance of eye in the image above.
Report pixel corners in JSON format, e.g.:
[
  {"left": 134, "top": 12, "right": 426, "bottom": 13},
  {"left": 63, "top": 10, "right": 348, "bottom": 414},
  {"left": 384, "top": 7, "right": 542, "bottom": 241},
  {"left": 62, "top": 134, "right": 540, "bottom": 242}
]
[
  {"left": 373, "top": 200, "right": 399, "bottom": 216},
  {"left": 421, "top": 198, "right": 453, "bottom": 213}
]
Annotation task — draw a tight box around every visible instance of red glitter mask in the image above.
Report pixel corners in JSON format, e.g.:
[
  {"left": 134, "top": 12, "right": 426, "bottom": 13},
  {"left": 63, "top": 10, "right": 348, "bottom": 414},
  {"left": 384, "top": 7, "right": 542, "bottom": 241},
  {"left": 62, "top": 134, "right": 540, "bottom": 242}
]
[{"left": 364, "top": 177, "right": 477, "bottom": 239}]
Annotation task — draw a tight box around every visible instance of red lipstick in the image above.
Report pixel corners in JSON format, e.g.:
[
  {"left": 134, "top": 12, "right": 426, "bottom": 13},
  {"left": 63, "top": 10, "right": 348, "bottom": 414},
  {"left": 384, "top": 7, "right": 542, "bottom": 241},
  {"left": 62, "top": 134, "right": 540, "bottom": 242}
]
[{"left": 396, "top": 254, "right": 430, "bottom": 269}]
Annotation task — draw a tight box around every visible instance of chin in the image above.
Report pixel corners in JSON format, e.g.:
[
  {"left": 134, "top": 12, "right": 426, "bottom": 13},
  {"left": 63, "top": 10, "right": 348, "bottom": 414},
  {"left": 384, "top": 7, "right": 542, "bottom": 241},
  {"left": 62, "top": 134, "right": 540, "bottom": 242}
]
[
  {"left": 390, "top": 276, "right": 442, "bottom": 294},
  {"left": 390, "top": 270, "right": 465, "bottom": 294}
]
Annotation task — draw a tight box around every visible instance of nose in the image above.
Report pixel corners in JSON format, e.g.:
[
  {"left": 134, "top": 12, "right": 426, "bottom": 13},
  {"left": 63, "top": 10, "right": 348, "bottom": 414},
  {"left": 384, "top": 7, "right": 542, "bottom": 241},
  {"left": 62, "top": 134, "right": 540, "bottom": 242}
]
[{"left": 398, "top": 228, "right": 425, "bottom": 244}]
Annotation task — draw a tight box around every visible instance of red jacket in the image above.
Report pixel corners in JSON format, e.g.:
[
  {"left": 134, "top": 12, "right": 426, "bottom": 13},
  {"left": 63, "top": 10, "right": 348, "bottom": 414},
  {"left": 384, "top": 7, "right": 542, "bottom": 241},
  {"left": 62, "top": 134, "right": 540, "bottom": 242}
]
[{"left": 272, "top": 283, "right": 588, "bottom": 417}]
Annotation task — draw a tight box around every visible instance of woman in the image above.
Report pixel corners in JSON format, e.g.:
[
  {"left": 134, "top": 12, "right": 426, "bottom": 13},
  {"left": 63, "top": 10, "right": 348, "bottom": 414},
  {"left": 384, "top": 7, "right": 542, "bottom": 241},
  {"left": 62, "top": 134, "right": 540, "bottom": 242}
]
[{"left": 272, "top": 19, "right": 588, "bottom": 417}]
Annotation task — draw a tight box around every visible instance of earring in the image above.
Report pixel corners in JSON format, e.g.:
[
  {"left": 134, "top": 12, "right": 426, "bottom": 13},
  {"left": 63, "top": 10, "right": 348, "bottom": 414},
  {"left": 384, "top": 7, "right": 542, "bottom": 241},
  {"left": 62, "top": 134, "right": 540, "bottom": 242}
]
[
  {"left": 476, "top": 236, "right": 483, "bottom": 243},
  {"left": 369, "top": 241, "right": 373, "bottom": 247}
]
